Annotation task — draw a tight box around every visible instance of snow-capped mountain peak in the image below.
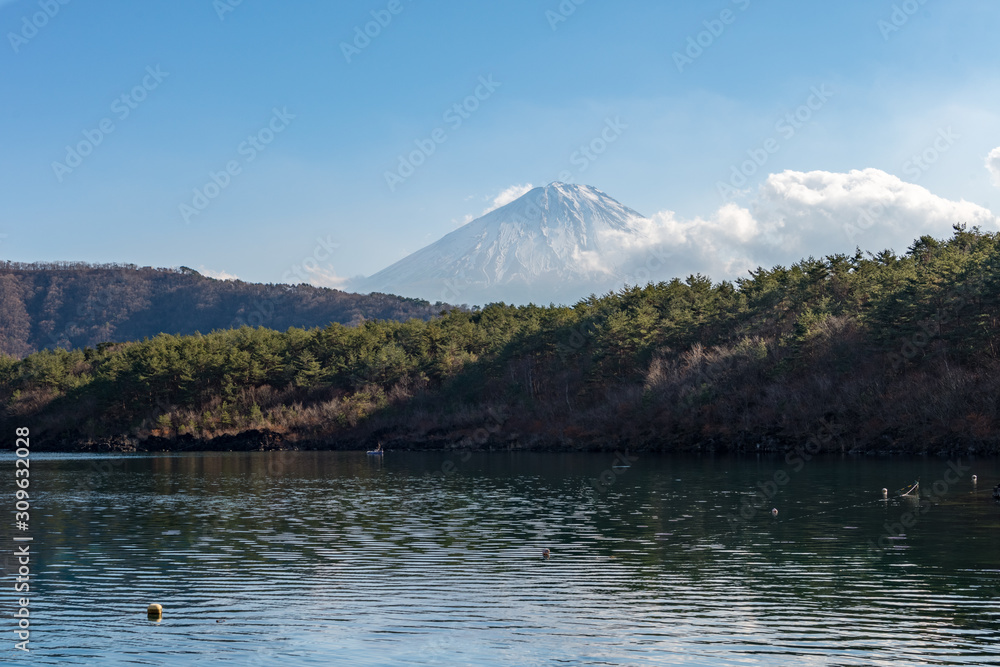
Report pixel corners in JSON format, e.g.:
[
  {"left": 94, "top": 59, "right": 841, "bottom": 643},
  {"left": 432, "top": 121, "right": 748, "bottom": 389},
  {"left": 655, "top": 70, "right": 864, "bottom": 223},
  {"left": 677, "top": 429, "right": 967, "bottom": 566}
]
[{"left": 359, "top": 182, "right": 651, "bottom": 305}]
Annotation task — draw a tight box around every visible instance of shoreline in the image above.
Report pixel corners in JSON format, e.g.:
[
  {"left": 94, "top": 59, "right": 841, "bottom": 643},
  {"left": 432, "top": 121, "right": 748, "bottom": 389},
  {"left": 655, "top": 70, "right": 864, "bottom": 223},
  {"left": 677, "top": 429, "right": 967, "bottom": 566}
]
[{"left": 28, "top": 428, "right": 1000, "bottom": 457}]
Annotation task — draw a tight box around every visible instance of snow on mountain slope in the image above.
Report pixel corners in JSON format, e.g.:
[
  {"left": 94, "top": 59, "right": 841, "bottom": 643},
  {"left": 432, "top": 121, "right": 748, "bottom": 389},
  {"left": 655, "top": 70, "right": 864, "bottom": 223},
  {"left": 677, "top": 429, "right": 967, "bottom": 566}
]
[{"left": 358, "top": 183, "right": 654, "bottom": 305}]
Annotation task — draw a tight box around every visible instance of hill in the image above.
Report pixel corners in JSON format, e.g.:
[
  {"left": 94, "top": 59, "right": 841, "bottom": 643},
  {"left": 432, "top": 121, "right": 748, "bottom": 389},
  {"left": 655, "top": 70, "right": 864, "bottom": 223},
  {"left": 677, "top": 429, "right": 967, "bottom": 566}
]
[
  {"left": 0, "top": 261, "right": 449, "bottom": 358},
  {"left": 3, "top": 225, "right": 1000, "bottom": 454}
]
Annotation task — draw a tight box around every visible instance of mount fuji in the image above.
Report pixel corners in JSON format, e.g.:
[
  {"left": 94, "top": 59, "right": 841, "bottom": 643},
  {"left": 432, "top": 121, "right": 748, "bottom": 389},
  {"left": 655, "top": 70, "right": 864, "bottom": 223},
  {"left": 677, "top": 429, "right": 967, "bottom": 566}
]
[{"left": 358, "top": 183, "right": 660, "bottom": 306}]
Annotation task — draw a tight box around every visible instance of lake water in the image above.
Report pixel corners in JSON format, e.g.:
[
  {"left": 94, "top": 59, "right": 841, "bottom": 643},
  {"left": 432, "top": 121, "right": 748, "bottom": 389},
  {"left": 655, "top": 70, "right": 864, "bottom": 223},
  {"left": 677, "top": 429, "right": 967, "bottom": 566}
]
[{"left": 4, "top": 451, "right": 1000, "bottom": 666}]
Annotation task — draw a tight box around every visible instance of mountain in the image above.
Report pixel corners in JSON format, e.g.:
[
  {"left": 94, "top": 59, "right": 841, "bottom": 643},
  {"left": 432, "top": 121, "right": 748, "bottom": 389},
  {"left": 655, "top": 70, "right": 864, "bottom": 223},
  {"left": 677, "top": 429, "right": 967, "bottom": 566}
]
[
  {"left": 0, "top": 262, "right": 450, "bottom": 358},
  {"left": 359, "top": 182, "right": 653, "bottom": 305}
]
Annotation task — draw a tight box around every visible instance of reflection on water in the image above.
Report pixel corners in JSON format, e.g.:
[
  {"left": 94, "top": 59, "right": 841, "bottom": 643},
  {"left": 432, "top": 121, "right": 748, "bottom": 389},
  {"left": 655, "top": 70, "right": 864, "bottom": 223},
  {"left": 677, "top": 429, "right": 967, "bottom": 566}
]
[{"left": 4, "top": 451, "right": 1000, "bottom": 665}]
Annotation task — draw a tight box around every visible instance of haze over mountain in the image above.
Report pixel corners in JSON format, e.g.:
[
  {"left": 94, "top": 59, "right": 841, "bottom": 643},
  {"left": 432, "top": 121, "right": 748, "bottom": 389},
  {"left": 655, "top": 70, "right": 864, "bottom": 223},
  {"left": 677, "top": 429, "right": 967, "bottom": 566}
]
[{"left": 358, "top": 183, "right": 658, "bottom": 305}]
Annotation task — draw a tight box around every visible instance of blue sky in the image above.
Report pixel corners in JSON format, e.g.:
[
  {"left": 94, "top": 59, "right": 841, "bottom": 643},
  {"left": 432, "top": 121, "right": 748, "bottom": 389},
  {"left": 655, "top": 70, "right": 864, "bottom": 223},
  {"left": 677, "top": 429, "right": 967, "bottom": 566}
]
[{"left": 2, "top": 0, "right": 999, "bottom": 287}]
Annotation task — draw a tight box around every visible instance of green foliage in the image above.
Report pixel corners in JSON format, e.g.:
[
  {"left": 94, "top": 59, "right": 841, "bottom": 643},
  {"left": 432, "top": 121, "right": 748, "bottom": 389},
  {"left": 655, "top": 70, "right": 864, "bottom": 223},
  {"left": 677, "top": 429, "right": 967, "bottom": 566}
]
[
  {"left": 794, "top": 308, "right": 829, "bottom": 343},
  {"left": 248, "top": 403, "right": 263, "bottom": 424},
  {"left": 4, "top": 227, "right": 1000, "bottom": 449}
]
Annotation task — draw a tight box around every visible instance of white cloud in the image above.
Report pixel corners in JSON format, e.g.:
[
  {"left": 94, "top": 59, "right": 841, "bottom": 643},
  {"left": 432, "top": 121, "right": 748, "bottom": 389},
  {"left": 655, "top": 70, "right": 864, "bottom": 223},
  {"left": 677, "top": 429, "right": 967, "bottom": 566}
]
[
  {"left": 484, "top": 183, "right": 534, "bottom": 214},
  {"left": 198, "top": 266, "right": 239, "bottom": 281},
  {"left": 752, "top": 168, "right": 995, "bottom": 256},
  {"left": 987, "top": 146, "right": 1000, "bottom": 187},
  {"left": 453, "top": 183, "right": 536, "bottom": 229},
  {"left": 303, "top": 264, "right": 352, "bottom": 290},
  {"left": 601, "top": 168, "right": 999, "bottom": 283}
]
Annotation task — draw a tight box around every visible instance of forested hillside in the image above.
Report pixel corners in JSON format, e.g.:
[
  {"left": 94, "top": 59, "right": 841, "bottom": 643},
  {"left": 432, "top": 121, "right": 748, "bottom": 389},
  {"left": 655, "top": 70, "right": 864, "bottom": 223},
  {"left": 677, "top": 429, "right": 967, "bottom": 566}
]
[
  {"left": 3, "top": 226, "right": 1000, "bottom": 454},
  {"left": 0, "top": 262, "right": 447, "bottom": 357}
]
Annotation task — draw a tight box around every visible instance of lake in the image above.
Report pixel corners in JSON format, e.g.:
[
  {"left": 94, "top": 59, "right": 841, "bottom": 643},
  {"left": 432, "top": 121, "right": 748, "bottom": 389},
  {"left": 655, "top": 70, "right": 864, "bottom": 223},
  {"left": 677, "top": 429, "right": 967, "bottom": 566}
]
[{"left": 4, "top": 450, "right": 1000, "bottom": 665}]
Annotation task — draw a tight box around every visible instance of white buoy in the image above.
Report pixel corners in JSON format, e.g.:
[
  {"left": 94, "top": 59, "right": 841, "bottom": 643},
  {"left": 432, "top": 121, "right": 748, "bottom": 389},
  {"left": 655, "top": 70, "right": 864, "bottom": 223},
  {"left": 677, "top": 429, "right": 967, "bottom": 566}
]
[
  {"left": 771, "top": 508, "right": 778, "bottom": 517},
  {"left": 972, "top": 475, "right": 977, "bottom": 484},
  {"left": 882, "top": 488, "right": 888, "bottom": 499}
]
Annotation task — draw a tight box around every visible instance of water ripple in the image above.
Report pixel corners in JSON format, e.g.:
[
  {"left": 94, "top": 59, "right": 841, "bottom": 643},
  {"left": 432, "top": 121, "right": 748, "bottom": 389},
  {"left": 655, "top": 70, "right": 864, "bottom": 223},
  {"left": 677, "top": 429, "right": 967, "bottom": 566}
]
[{"left": 4, "top": 451, "right": 1000, "bottom": 665}]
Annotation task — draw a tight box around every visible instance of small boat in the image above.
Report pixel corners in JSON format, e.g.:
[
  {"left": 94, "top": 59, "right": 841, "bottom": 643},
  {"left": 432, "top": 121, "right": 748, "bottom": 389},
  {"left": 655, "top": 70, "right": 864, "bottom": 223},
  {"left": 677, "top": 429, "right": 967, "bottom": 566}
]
[
  {"left": 899, "top": 481, "right": 919, "bottom": 497},
  {"left": 366, "top": 443, "right": 384, "bottom": 456}
]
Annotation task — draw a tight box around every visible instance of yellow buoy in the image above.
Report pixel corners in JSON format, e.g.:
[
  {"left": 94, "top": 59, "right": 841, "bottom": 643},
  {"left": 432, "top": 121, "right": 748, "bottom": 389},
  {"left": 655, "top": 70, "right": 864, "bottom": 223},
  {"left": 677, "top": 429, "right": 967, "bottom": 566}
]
[{"left": 147, "top": 604, "right": 163, "bottom": 619}]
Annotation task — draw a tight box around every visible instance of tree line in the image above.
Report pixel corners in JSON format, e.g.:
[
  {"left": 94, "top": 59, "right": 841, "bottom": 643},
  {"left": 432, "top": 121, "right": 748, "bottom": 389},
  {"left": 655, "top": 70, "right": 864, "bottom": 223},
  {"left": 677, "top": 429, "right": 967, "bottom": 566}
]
[{"left": 3, "top": 226, "right": 1000, "bottom": 453}]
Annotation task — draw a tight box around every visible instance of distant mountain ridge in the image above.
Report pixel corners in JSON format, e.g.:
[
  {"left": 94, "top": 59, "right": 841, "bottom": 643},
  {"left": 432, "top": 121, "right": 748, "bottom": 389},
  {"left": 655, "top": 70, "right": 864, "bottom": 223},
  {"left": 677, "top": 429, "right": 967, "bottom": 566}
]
[
  {"left": 358, "top": 182, "right": 652, "bottom": 305},
  {"left": 0, "top": 262, "right": 448, "bottom": 357}
]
